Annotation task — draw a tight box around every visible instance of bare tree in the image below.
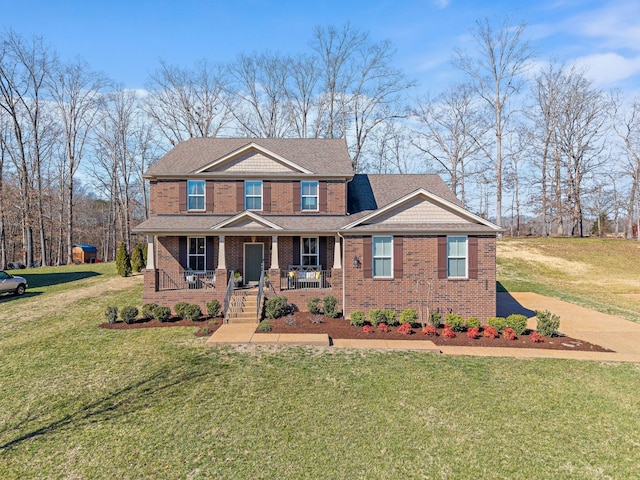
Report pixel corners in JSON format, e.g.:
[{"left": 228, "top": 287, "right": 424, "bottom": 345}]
[
  {"left": 453, "top": 17, "right": 534, "bottom": 226},
  {"left": 284, "top": 53, "right": 320, "bottom": 138}
]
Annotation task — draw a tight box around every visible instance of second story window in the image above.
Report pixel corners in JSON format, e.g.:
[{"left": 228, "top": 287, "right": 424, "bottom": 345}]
[
  {"left": 301, "top": 181, "right": 319, "bottom": 211},
  {"left": 245, "top": 180, "right": 262, "bottom": 210},
  {"left": 187, "top": 180, "right": 205, "bottom": 210}
]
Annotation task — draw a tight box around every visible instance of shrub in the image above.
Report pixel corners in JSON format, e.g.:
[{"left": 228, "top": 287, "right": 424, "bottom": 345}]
[
  {"left": 105, "top": 306, "right": 118, "bottom": 324},
  {"left": 362, "top": 325, "right": 374, "bottom": 334},
  {"left": 483, "top": 326, "right": 499, "bottom": 339},
  {"left": 422, "top": 325, "right": 438, "bottom": 336},
  {"left": 487, "top": 317, "right": 507, "bottom": 333},
  {"left": 442, "top": 324, "right": 456, "bottom": 338},
  {"left": 399, "top": 309, "right": 418, "bottom": 325},
  {"left": 308, "top": 297, "right": 322, "bottom": 315},
  {"left": 141, "top": 303, "right": 158, "bottom": 320},
  {"left": 429, "top": 312, "right": 442, "bottom": 328},
  {"left": 115, "top": 241, "right": 131, "bottom": 277},
  {"left": 310, "top": 314, "right": 324, "bottom": 324},
  {"left": 257, "top": 320, "right": 272, "bottom": 332},
  {"left": 131, "top": 242, "right": 145, "bottom": 273},
  {"left": 530, "top": 332, "right": 544, "bottom": 343},
  {"left": 174, "top": 302, "right": 190, "bottom": 319},
  {"left": 206, "top": 299, "right": 221, "bottom": 318},
  {"left": 350, "top": 310, "right": 366, "bottom": 327},
  {"left": 200, "top": 326, "right": 213, "bottom": 336},
  {"left": 536, "top": 310, "right": 560, "bottom": 337},
  {"left": 397, "top": 322, "right": 413, "bottom": 335},
  {"left": 153, "top": 306, "right": 171, "bottom": 322},
  {"left": 368, "top": 309, "right": 385, "bottom": 327},
  {"left": 506, "top": 314, "right": 528, "bottom": 335},
  {"left": 465, "top": 317, "right": 481, "bottom": 329},
  {"left": 445, "top": 313, "right": 466, "bottom": 332},
  {"left": 183, "top": 304, "right": 202, "bottom": 321},
  {"left": 467, "top": 327, "right": 480, "bottom": 339},
  {"left": 378, "top": 322, "right": 391, "bottom": 333},
  {"left": 120, "top": 306, "right": 138, "bottom": 324},
  {"left": 383, "top": 309, "right": 398, "bottom": 326},
  {"left": 323, "top": 295, "right": 339, "bottom": 318},
  {"left": 503, "top": 327, "right": 517, "bottom": 340},
  {"left": 265, "top": 296, "right": 289, "bottom": 319}
]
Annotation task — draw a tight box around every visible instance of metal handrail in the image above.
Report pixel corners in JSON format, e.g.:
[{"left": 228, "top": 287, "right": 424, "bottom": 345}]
[
  {"left": 222, "top": 270, "right": 235, "bottom": 324},
  {"left": 256, "top": 269, "right": 265, "bottom": 321}
]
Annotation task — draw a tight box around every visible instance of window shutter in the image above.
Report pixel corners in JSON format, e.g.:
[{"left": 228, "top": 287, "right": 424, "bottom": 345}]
[
  {"left": 179, "top": 237, "right": 187, "bottom": 270},
  {"left": 206, "top": 236, "right": 215, "bottom": 271},
  {"left": 468, "top": 237, "right": 478, "bottom": 279},
  {"left": 293, "top": 182, "right": 301, "bottom": 211},
  {"left": 236, "top": 181, "right": 244, "bottom": 211},
  {"left": 319, "top": 181, "right": 328, "bottom": 212},
  {"left": 263, "top": 181, "right": 271, "bottom": 212},
  {"left": 319, "top": 236, "right": 327, "bottom": 270},
  {"left": 293, "top": 236, "right": 301, "bottom": 265},
  {"left": 178, "top": 181, "right": 187, "bottom": 212},
  {"left": 363, "top": 236, "right": 372, "bottom": 278},
  {"left": 206, "top": 181, "right": 214, "bottom": 212},
  {"left": 393, "top": 236, "right": 403, "bottom": 279},
  {"left": 437, "top": 236, "right": 447, "bottom": 279}
]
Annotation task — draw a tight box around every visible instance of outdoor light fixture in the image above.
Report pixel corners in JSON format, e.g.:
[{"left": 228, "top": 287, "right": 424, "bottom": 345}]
[{"left": 353, "top": 255, "right": 361, "bottom": 268}]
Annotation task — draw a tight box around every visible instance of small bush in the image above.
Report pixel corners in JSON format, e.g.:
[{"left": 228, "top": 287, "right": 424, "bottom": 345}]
[
  {"left": 442, "top": 324, "right": 456, "bottom": 338},
  {"left": 483, "top": 326, "right": 499, "bottom": 339},
  {"left": 506, "top": 314, "right": 528, "bottom": 335},
  {"left": 445, "top": 313, "right": 466, "bottom": 332},
  {"left": 467, "top": 327, "right": 480, "bottom": 339},
  {"left": 368, "top": 309, "right": 384, "bottom": 327},
  {"left": 265, "top": 296, "right": 289, "bottom": 319},
  {"left": 422, "top": 325, "right": 438, "bottom": 336},
  {"left": 398, "top": 322, "right": 413, "bottom": 335},
  {"left": 465, "top": 317, "right": 481, "bottom": 329},
  {"left": 183, "top": 304, "right": 202, "bottom": 321},
  {"left": 530, "top": 332, "right": 544, "bottom": 343},
  {"left": 362, "top": 325, "right": 374, "bottom": 334},
  {"left": 120, "top": 306, "right": 138, "bottom": 324},
  {"left": 429, "top": 312, "right": 442, "bottom": 328},
  {"left": 206, "top": 299, "right": 221, "bottom": 318},
  {"left": 200, "top": 326, "right": 213, "bottom": 336},
  {"left": 141, "top": 303, "right": 158, "bottom": 320},
  {"left": 174, "top": 302, "right": 190, "bottom": 319},
  {"left": 153, "top": 306, "right": 171, "bottom": 322},
  {"left": 536, "top": 310, "right": 560, "bottom": 337},
  {"left": 308, "top": 297, "right": 322, "bottom": 315},
  {"left": 350, "top": 310, "right": 366, "bottom": 327},
  {"left": 503, "top": 327, "right": 517, "bottom": 340},
  {"left": 383, "top": 309, "right": 398, "bottom": 326},
  {"left": 378, "top": 322, "right": 391, "bottom": 333},
  {"left": 257, "top": 320, "right": 272, "bottom": 332},
  {"left": 399, "top": 309, "right": 418, "bottom": 325},
  {"left": 323, "top": 295, "right": 339, "bottom": 318},
  {"left": 487, "top": 317, "right": 507, "bottom": 333},
  {"left": 105, "top": 306, "right": 118, "bottom": 324}
]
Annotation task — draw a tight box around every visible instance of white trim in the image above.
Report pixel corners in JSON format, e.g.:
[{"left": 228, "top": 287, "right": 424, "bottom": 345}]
[
  {"left": 217, "top": 235, "right": 226, "bottom": 269},
  {"left": 146, "top": 235, "right": 155, "bottom": 270},
  {"left": 372, "top": 235, "right": 393, "bottom": 279},
  {"left": 245, "top": 180, "right": 263, "bottom": 211},
  {"left": 187, "top": 179, "right": 206, "bottom": 211},
  {"left": 447, "top": 235, "right": 468, "bottom": 279},
  {"left": 210, "top": 211, "right": 283, "bottom": 230},
  {"left": 243, "top": 242, "right": 264, "bottom": 284},
  {"left": 342, "top": 189, "right": 502, "bottom": 231},
  {"left": 300, "top": 236, "right": 319, "bottom": 267},
  {"left": 195, "top": 142, "right": 313, "bottom": 174},
  {"left": 271, "top": 235, "right": 279, "bottom": 269},
  {"left": 187, "top": 236, "right": 206, "bottom": 273},
  {"left": 300, "top": 180, "right": 319, "bottom": 211}
]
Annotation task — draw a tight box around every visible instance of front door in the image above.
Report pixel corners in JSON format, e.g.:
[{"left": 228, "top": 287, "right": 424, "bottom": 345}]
[{"left": 244, "top": 243, "right": 263, "bottom": 285}]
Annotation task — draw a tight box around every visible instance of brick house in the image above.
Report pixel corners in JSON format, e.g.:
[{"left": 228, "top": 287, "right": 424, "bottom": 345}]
[{"left": 133, "top": 138, "right": 501, "bottom": 321}]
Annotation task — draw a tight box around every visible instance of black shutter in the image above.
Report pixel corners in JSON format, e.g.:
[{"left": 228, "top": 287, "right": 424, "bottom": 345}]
[
  {"left": 293, "top": 236, "right": 300, "bottom": 266},
  {"left": 319, "top": 236, "right": 327, "bottom": 270},
  {"left": 179, "top": 237, "right": 187, "bottom": 270},
  {"left": 206, "top": 236, "right": 215, "bottom": 271}
]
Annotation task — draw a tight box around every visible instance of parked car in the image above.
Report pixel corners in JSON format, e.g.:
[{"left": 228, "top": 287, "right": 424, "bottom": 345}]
[
  {"left": 0, "top": 270, "right": 28, "bottom": 296},
  {"left": 5, "top": 262, "right": 26, "bottom": 270}
]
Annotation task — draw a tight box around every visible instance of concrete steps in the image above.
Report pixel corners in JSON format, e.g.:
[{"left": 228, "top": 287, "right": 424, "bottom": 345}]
[{"left": 226, "top": 291, "right": 259, "bottom": 324}]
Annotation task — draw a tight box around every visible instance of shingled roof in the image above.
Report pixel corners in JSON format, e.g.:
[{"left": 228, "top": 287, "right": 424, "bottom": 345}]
[{"left": 145, "top": 138, "right": 353, "bottom": 177}]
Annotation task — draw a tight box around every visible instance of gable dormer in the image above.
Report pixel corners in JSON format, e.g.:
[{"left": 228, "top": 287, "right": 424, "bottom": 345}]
[{"left": 196, "top": 143, "right": 312, "bottom": 175}]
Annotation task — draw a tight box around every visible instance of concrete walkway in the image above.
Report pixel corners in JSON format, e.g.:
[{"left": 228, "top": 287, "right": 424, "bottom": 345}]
[{"left": 206, "top": 293, "right": 640, "bottom": 363}]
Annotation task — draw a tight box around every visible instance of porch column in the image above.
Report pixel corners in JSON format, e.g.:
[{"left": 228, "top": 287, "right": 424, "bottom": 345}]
[
  {"left": 333, "top": 235, "right": 342, "bottom": 269},
  {"left": 271, "top": 235, "right": 279, "bottom": 269},
  {"left": 217, "top": 235, "right": 226, "bottom": 269},
  {"left": 146, "top": 235, "right": 156, "bottom": 269}
]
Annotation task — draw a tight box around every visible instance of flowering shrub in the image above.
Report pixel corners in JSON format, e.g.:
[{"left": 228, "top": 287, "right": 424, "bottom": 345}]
[
  {"left": 362, "top": 325, "right": 374, "bottom": 334},
  {"left": 421, "top": 325, "right": 438, "bottom": 336},
  {"left": 467, "top": 327, "right": 480, "bottom": 339},
  {"left": 378, "top": 322, "right": 391, "bottom": 333},
  {"left": 502, "top": 327, "right": 517, "bottom": 340},
  {"left": 483, "top": 326, "right": 499, "bottom": 339},
  {"left": 442, "top": 324, "right": 456, "bottom": 338},
  {"left": 530, "top": 332, "right": 544, "bottom": 343},
  {"left": 397, "top": 322, "right": 413, "bottom": 335}
]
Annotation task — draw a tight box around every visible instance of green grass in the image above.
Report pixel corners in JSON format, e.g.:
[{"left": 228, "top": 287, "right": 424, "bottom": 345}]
[
  {"left": 1, "top": 258, "right": 640, "bottom": 478},
  {"left": 497, "top": 237, "right": 640, "bottom": 322}
]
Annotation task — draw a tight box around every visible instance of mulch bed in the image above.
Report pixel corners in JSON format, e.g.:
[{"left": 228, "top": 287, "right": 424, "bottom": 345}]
[
  {"left": 99, "top": 316, "right": 222, "bottom": 337},
  {"left": 266, "top": 312, "right": 613, "bottom": 352}
]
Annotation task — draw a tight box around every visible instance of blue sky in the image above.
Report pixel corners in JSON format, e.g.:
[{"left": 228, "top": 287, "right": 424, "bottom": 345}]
[{"left": 2, "top": 0, "right": 640, "bottom": 94}]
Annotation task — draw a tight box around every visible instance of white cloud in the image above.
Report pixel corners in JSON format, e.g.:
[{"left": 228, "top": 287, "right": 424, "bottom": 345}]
[
  {"left": 433, "top": 0, "right": 450, "bottom": 9},
  {"left": 574, "top": 52, "right": 640, "bottom": 86}
]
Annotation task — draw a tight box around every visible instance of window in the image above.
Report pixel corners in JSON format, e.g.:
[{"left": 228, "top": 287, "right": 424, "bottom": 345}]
[
  {"left": 245, "top": 181, "right": 262, "bottom": 210},
  {"left": 301, "top": 237, "right": 319, "bottom": 266},
  {"left": 447, "top": 236, "right": 467, "bottom": 278},
  {"left": 187, "top": 180, "right": 205, "bottom": 210},
  {"left": 373, "top": 236, "right": 392, "bottom": 278},
  {"left": 188, "top": 237, "right": 205, "bottom": 271},
  {"left": 301, "top": 181, "right": 318, "bottom": 211}
]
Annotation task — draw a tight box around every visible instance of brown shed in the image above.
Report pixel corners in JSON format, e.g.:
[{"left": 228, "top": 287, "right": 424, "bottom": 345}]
[{"left": 72, "top": 244, "right": 98, "bottom": 264}]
